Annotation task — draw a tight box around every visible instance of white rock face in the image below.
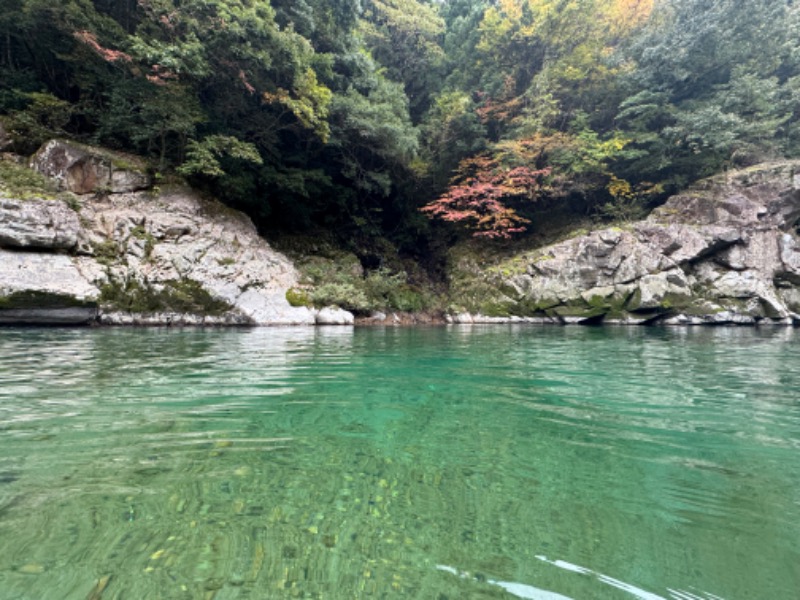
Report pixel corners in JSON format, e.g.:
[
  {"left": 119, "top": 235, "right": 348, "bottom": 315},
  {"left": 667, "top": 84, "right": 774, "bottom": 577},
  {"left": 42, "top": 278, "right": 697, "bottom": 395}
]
[
  {"left": 0, "top": 198, "right": 81, "bottom": 249},
  {"left": 0, "top": 250, "right": 99, "bottom": 324},
  {"left": 0, "top": 250, "right": 97, "bottom": 300},
  {"left": 73, "top": 187, "right": 317, "bottom": 325},
  {"left": 315, "top": 306, "right": 355, "bottom": 325},
  {"left": 1, "top": 141, "right": 325, "bottom": 326}
]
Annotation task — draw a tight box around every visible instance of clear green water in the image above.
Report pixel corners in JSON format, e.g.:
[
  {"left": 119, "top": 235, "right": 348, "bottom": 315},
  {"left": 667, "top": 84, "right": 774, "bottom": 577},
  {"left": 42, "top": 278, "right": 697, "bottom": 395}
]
[{"left": 0, "top": 326, "right": 798, "bottom": 600}]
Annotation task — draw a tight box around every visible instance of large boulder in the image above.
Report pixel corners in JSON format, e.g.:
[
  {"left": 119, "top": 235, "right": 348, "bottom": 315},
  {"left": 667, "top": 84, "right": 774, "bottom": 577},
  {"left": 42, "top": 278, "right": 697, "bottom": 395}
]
[
  {"left": 315, "top": 306, "right": 356, "bottom": 325},
  {"left": 472, "top": 161, "right": 800, "bottom": 325},
  {"left": 31, "top": 140, "right": 152, "bottom": 195},
  {"left": 72, "top": 186, "right": 317, "bottom": 325}
]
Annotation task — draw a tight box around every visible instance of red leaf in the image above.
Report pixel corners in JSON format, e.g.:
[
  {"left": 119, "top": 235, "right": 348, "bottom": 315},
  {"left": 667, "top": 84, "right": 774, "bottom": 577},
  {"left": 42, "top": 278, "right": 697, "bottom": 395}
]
[{"left": 421, "top": 154, "right": 549, "bottom": 238}]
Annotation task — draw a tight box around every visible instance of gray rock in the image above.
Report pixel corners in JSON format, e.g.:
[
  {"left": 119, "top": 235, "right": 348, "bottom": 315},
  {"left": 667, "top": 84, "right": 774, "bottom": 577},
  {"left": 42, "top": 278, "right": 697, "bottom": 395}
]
[
  {"left": 97, "top": 311, "right": 251, "bottom": 327},
  {"left": 778, "top": 233, "right": 800, "bottom": 283},
  {"left": 227, "top": 290, "right": 314, "bottom": 326},
  {"left": 0, "top": 250, "right": 99, "bottom": 301},
  {"left": 445, "top": 312, "right": 556, "bottom": 324},
  {"left": 31, "top": 140, "right": 151, "bottom": 195},
  {"left": 471, "top": 314, "right": 511, "bottom": 324},
  {"left": 0, "top": 142, "right": 328, "bottom": 326},
  {"left": 483, "top": 161, "right": 800, "bottom": 325},
  {"left": 524, "top": 316, "right": 560, "bottom": 324},
  {"left": 662, "top": 314, "right": 703, "bottom": 326},
  {"left": 97, "top": 312, "right": 135, "bottom": 326},
  {"left": 777, "top": 286, "right": 800, "bottom": 312},
  {"left": 712, "top": 270, "right": 761, "bottom": 299},
  {"left": 70, "top": 183, "right": 319, "bottom": 325},
  {"left": 636, "top": 271, "right": 690, "bottom": 310},
  {"left": 315, "top": 306, "right": 355, "bottom": 325},
  {"left": 0, "top": 307, "right": 97, "bottom": 325},
  {"left": 0, "top": 249, "right": 99, "bottom": 325},
  {"left": 0, "top": 198, "right": 80, "bottom": 249}
]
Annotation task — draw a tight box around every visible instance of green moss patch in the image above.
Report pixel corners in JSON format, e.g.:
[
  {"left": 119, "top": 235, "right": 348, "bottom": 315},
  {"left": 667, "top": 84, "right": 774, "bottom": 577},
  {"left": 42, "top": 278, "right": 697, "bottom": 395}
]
[
  {"left": 91, "top": 240, "right": 123, "bottom": 266},
  {"left": 0, "top": 160, "right": 59, "bottom": 200},
  {"left": 506, "top": 297, "right": 549, "bottom": 317},
  {"left": 286, "top": 287, "right": 311, "bottom": 307},
  {"left": 0, "top": 291, "right": 96, "bottom": 310},
  {"left": 553, "top": 304, "right": 608, "bottom": 319},
  {"left": 99, "top": 278, "right": 233, "bottom": 315},
  {"left": 287, "top": 248, "right": 438, "bottom": 314}
]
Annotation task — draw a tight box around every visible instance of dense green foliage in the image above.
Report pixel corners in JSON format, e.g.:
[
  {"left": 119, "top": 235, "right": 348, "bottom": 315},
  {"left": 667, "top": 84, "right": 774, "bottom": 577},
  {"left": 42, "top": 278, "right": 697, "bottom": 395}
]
[{"left": 2, "top": 0, "right": 798, "bottom": 247}]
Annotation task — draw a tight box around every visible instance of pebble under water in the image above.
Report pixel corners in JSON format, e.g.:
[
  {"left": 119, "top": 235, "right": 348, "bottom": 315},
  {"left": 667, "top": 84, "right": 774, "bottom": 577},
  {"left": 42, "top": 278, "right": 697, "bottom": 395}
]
[{"left": 0, "top": 325, "right": 798, "bottom": 599}]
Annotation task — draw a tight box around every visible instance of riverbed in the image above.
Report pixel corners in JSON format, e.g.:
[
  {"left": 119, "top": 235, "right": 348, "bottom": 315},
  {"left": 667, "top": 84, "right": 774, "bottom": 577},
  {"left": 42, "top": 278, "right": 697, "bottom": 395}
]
[{"left": 0, "top": 326, "right": 797, "bottom": 599}]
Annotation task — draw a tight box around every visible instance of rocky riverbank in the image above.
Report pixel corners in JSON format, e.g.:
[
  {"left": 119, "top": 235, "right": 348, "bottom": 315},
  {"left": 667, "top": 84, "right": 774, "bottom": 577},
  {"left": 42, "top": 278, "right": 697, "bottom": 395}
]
[
  {"left": 2, "top": 140, "right": 799, "bottom": 326},
  {"left": 0, "top": 140, "right": 350, "bottom": 326},
  {"left": 448, "top": 161, "right": 800, "bottom": 326}
]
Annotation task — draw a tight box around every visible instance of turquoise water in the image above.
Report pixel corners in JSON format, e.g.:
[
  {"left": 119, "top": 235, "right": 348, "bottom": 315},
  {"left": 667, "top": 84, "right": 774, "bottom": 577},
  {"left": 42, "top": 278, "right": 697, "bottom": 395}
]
[{"left": 0, "top": 326, "right": 798, "bottom": 599}]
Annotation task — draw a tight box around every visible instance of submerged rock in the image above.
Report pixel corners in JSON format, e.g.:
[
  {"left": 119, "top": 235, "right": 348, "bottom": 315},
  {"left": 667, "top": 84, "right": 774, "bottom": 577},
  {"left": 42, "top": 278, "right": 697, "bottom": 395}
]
[{"left": 17, "top": 563, "right": 46, "bottom": 574}]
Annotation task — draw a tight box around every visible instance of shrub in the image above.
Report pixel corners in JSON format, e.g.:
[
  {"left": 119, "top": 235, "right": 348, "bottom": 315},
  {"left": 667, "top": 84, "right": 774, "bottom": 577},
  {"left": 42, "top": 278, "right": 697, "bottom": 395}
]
[
  {"left": 4, "top": 92, "right": 73, "bottom": 154},
  {"left": 310, "top": 283, "right": 370, "bottom": 313},
  {"left": 0, "top": 159, "right": 59, "bottom": 200},
  {"left": 285, "top": 287, "right": 311, "bottom": 307}
]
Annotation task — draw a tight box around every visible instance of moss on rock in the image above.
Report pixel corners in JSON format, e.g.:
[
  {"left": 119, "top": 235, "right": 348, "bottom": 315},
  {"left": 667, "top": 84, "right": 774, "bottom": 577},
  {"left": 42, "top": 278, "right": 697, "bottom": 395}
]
[
  {"left": 99, "top": 277, "right": 233, "bottom": 315},
  {"left": 0, "top": 290, "right": 96, "bottom": 310},
  {"left": 0, "top": 159, "right": 60, "bottom": 200},
  {"left": 286, "top": 287, "right": 311, "bottom": 307}
]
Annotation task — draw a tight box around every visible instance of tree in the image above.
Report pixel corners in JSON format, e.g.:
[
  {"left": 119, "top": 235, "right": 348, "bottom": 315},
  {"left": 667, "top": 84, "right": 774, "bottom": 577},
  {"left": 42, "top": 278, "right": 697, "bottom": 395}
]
[
  {"left": 422, "top": 144, "right": 550, "bottom": 239},
  {"left": 2, "top": 0, "right": 797, "bottom": 255},
  {"left": 422, "top": 0, "right": 655, "bottom": 221},
  {"left": 472, "top": 0, "right": 652, "bottom": 135},
  {"left": 616, "top": 0, "right": 800, "bottom": 185},
  {"left": 419, "top": 89, "right": 488, "bottom": 190},
  {"left": 360, "top": 0, "right": 446, "bottom": 120}
]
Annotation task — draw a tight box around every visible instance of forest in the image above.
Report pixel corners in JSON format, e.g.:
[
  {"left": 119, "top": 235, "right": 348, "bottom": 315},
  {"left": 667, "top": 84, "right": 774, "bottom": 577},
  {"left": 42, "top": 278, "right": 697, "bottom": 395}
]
[{"left": 1, "top": 0, "right": 799, "bottom": 263}]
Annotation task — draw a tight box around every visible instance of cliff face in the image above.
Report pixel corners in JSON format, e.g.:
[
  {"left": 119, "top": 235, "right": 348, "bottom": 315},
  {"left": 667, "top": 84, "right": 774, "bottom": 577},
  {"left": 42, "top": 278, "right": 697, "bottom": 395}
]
[
  {"left": 453, "top": 162, "right": 800, "bottom": 325},
  {"left": 0, "top": 140, "right": 335, "bottom": 326}
]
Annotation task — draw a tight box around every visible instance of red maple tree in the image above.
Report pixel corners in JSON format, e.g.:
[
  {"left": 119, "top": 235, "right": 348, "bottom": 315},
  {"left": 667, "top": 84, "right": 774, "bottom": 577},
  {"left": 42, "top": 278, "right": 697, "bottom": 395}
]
[{"left": 422, "top": 155, "right": 550, "bottom": 239}]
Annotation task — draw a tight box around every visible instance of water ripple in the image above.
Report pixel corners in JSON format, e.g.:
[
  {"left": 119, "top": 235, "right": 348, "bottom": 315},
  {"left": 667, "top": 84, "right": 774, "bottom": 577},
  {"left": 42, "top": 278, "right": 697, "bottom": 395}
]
[{"left": 0, "top": 326, "right": 797, "bottom": 599}]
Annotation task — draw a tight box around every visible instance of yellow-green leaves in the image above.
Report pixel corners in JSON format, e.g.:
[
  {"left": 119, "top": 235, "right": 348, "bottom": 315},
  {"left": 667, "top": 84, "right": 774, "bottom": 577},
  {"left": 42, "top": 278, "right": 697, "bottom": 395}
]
[
  {"left": 178, "top": 135, "right": 262, "bottom": 178},
  {"left": 263, "top": 68, "right": 333, "bottom": 143}
]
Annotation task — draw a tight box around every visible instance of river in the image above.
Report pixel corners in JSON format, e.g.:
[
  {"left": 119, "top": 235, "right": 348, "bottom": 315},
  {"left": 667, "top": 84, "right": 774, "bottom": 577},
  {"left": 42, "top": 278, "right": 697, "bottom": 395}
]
[{"left": 0, "top": 326, "right": 798, "bottom": 599}]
